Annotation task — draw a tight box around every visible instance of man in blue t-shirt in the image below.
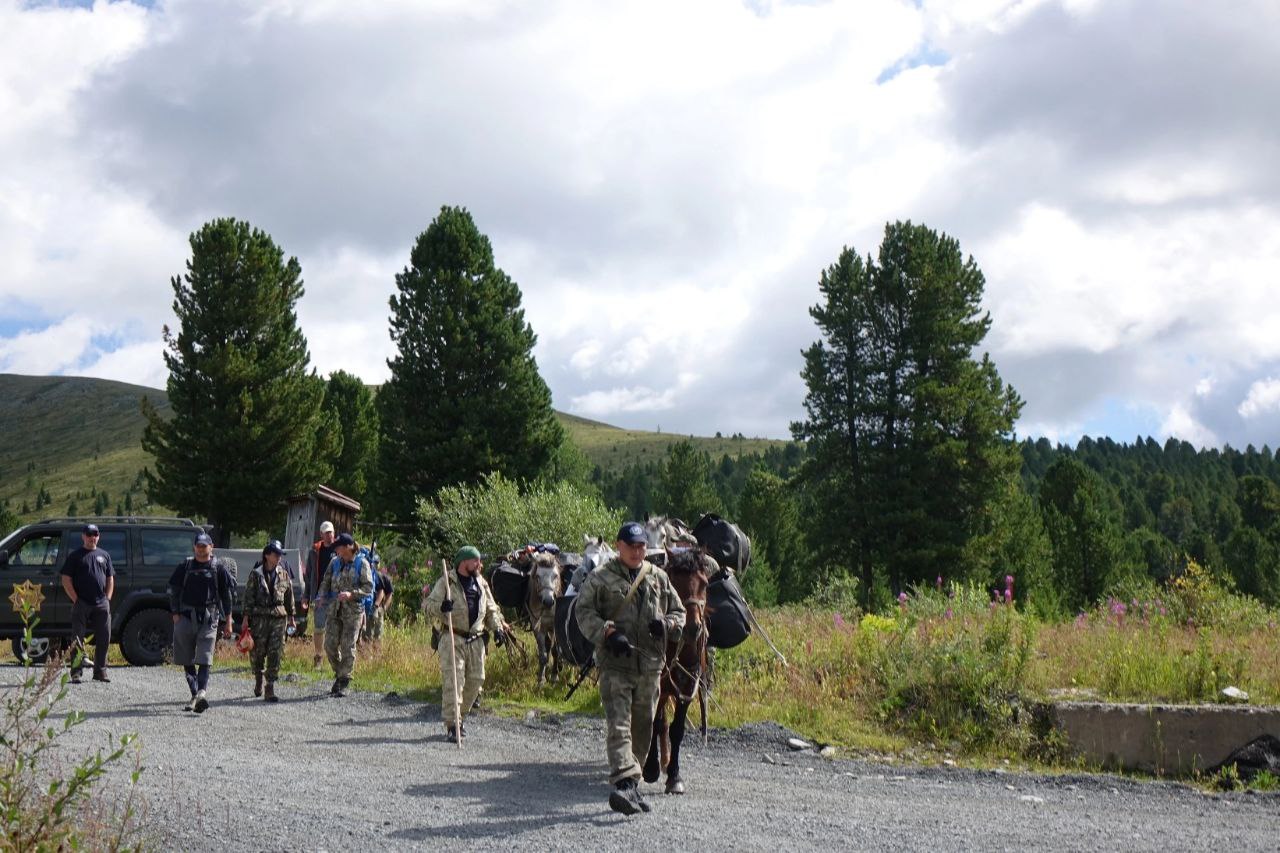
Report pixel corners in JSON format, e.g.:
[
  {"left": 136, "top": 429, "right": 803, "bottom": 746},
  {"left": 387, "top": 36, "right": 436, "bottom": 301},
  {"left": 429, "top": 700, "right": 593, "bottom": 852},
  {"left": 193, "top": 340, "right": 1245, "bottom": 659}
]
[{"left": 59, "top": 523, "right": 116, "bottom": 683}]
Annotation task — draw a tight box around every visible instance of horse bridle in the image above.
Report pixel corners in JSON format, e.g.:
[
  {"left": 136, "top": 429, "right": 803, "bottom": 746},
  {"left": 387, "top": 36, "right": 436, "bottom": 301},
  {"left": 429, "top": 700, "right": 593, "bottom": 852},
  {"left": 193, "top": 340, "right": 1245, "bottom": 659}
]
[{"left": 663, "top": 593, "right": 708, "bottom": 704}]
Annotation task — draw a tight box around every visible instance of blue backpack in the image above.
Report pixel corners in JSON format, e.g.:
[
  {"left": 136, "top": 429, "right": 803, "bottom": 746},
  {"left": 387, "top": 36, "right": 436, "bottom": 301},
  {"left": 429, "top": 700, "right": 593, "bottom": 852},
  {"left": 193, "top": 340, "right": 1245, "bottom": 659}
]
[{"left": 328, "top": 551, "right": 376, "bottom": 612}]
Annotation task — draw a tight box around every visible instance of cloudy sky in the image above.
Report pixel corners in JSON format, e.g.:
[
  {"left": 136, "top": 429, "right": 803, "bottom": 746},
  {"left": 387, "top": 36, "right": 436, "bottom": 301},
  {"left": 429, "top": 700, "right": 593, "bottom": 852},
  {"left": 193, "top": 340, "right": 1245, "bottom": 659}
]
[{"left": 1, "top": 0, "right": 1277, "bottom": 448}]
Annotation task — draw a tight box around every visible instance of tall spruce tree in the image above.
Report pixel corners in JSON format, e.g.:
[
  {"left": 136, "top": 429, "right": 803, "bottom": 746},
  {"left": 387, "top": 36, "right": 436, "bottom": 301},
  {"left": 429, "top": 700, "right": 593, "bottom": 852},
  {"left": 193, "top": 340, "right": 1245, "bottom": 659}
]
[
  {"left": 320, "top": 370, "right": 380, "bottom": 502},
  {"left": 141, "top": 218, "right": 332, "bottom": 544},
  {"left": 792, "top": 221, "right": 1023, "bottom": 607},
  {"left": 377, "top": 206, "right": 563, "bottom": 520},
  {"left": 658, "top": 440, "right": 723, "bottom": 523}
]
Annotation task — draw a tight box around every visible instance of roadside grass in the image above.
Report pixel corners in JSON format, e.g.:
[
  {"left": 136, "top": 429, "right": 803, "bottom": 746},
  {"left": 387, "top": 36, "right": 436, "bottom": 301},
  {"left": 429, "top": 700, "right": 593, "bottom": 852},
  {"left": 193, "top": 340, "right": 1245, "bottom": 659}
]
[{"left": 206, "top": 579, "right": 1280, "bottom": 771}]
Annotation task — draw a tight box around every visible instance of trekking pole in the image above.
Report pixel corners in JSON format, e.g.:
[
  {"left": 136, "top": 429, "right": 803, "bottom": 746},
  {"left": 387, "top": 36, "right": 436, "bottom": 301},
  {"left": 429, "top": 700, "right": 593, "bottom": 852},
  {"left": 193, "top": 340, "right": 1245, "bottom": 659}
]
[
  {"left": 440, "top": 559, "right": 463, "bottom": 749},
  {"left": 564, "top": 660, "right": 595, "bottom": 701}
]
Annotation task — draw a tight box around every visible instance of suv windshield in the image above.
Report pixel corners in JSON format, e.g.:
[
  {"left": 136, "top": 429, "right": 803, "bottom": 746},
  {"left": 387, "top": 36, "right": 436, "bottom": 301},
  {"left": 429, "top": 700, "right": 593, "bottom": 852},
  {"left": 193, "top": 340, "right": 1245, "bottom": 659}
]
[{"left": 141, "top": 528, "right": 197, "bottom": 566}]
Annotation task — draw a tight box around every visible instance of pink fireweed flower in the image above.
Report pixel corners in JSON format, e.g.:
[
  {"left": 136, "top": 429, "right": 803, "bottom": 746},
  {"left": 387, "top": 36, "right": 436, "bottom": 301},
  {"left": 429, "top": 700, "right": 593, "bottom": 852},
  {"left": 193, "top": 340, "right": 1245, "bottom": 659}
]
[
  {"left": 898, "top": 591, "right": 908, "bottom": 607},
  {"left": 1075, "top": 612, "right": 1088, "bottom": 629},
  {"left": 936, "top": 575, "right": 943, "bottom": 591},
  {"left": 1004, "top": 589, "right": 1012, "bottom": 604},
  {"left": 834, "top": 612, "right": 847, "bottom": 630}
]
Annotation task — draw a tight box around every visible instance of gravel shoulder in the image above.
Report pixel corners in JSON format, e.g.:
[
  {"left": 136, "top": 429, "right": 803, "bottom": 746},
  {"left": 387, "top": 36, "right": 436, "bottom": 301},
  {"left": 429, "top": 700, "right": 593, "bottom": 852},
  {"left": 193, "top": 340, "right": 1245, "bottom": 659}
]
[{"left": 6, "top": 661, "right": 1280, "bottom": 852}]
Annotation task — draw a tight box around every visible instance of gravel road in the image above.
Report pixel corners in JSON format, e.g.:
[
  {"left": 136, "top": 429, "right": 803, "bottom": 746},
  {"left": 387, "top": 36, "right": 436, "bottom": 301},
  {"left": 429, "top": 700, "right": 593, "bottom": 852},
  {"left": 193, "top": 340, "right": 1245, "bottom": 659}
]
[{"left": 8, "top": 661, "right": 1280, "bottom": 852}]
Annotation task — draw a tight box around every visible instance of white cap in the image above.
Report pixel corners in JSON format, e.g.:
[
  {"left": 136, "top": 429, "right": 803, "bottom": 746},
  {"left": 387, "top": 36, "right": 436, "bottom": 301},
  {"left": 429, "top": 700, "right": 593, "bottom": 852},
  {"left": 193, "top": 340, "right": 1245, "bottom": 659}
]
[{"left": 319, "top": 521, "right": 335, "bottom": 534}]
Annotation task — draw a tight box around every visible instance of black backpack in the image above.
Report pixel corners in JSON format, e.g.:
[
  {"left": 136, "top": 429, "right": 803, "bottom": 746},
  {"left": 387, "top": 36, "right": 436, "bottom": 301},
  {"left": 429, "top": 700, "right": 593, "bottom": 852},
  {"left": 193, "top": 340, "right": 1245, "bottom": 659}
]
[
  {"left": 706, "top": 570, "right": 752, "bottom": 649},
  {"left": 693, "top": 514, "right": 752, "bottom": 575}
]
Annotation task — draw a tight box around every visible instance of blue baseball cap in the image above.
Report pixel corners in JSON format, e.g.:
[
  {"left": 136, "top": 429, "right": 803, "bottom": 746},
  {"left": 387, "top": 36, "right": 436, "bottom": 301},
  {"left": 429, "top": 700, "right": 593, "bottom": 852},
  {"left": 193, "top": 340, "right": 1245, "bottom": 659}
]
[
  {"left": 82, "top": 523, "right": 100, "bottom": 535},
  {"left": 616, "top": 522, "right": 646, "bottom": 544},
  {"left": 334, "top": 533, "right": 356, "bottom": 548},
  {"left": 263, "top": 540, "right": 284, "bottom": 556},
  {"left": 194, "top": 533, "right": 213, "bottom": 547}
]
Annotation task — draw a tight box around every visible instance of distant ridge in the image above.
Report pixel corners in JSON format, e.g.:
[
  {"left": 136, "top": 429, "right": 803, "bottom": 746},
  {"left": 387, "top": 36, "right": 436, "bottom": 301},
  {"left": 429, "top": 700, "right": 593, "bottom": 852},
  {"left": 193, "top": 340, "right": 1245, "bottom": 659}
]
[{"left": 0, "top": 374, "right": 787, "bottom": 524}]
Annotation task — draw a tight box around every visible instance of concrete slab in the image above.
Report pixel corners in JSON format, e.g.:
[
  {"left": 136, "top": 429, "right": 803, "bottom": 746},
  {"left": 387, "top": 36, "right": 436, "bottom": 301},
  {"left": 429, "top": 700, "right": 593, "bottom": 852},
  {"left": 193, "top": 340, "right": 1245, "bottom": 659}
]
[{"left": 1051, "top": 701, "right": 1280, "bottom": 776}]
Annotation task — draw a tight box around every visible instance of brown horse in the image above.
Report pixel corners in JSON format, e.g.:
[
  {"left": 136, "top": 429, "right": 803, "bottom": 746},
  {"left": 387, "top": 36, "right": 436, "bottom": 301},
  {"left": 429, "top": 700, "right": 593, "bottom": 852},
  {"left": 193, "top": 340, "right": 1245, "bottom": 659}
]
[
  {"left": 642, "top": 547, "right": 710, "bottom": 795},
  {"left": 525, "top": 551, "right": 562, "bottom": 685}
]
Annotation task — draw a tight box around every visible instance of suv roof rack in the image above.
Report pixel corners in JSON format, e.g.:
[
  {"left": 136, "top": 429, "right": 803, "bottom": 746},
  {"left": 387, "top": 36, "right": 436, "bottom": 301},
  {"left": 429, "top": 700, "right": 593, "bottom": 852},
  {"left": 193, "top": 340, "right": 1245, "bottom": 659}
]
[{"left": 36, "top": 516, "right": 199, "bottom": 527}]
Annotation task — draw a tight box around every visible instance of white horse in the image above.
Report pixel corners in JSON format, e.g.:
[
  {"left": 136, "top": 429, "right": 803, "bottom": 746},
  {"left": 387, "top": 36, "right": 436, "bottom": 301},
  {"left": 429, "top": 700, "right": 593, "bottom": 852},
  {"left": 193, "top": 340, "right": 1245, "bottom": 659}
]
[{"left": 576, "top": 535, "right": 617, "bottom": 591}]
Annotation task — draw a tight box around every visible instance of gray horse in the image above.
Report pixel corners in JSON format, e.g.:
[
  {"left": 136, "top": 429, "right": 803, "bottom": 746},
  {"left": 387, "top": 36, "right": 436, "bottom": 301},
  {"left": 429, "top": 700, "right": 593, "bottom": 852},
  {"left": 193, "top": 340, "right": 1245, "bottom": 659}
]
[{"left": 525, "top": 551, "right": 562, "bottom": 685}]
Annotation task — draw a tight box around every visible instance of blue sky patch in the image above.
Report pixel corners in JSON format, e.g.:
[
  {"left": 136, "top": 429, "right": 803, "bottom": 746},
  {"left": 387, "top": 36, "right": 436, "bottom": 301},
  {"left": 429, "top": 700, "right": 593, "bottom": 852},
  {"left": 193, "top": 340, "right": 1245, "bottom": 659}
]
[{"left": 877, "top": 43, "right": 949, "bottom": 84}]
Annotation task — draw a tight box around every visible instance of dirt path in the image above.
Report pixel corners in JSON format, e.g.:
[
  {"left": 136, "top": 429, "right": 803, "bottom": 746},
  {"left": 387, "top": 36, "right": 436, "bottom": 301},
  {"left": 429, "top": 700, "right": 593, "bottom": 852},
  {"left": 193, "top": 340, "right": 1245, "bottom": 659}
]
[{"left": 9, "top": 661, "right": 1279, "bottom": 851}]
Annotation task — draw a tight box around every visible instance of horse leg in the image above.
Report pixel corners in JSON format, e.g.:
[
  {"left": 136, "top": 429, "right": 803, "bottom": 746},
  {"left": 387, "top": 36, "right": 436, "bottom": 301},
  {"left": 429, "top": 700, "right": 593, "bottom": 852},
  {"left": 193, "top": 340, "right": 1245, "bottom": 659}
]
[
  {"left": 666, "top": 700, "right": 690, "bottom": 794},
  {"left": 535, "top": 629, "right": 548, "bottom": 686},
  {"left": 643, "top": 699, "right": 668, "bottom": 784}
]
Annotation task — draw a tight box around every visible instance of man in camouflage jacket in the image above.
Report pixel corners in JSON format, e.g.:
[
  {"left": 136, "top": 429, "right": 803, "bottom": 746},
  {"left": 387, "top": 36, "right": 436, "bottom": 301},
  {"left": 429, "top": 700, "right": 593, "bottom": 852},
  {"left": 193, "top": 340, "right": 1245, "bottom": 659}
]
[
  {"left": 243, "top": 540, "right": 296, "bottom": 702},
  {"left": 423, "top": 546, "right": 511, "bottom": 740},
  {"left": 576, "top": 522, "right": 686, "bottom": 816},
  {"left": 317, "top": 533, "right": 374, "bottom": 697}
]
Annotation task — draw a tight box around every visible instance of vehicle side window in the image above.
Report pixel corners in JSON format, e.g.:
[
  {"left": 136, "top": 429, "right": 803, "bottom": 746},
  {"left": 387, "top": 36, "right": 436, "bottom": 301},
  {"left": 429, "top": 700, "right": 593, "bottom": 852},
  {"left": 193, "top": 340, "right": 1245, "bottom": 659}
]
[
  {"left": 9, "top": 533, "right": 61, "bottom": 567},
  {"left": 98, "top": 531, "right": 128, "bottom": 564},
  {"left": 141, "top": 529, "right": 195, "bottom": 566}
]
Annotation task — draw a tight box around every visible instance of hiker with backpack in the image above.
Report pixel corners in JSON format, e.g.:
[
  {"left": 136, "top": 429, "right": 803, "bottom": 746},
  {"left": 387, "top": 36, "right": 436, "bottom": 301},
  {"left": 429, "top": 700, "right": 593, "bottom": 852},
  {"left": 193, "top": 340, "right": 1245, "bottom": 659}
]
[
  {"left": 422, "top": 546, "right": 511, "bottom": 741},
  {"left": 316, "top": 532, "right": 374, "bottom": 697},
  {"left": 168, "top": 532, "right": 235, "bottom": 713},
  {"left": 243, "top": 540, "right": 297, "bottom": 702},
  {"left": 361, "top": 553, "right": 393, "bottom": 651}
]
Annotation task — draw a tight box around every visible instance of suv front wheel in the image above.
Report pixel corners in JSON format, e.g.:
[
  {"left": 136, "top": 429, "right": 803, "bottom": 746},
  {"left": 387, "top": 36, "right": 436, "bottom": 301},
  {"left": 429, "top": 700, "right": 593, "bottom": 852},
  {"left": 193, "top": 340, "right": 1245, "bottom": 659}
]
[
  {"left": 120, "top": 608, "right": 173, "bottom": 666},
  {"left": 11, "top": 636, "right": 55, "bottom": 665}
]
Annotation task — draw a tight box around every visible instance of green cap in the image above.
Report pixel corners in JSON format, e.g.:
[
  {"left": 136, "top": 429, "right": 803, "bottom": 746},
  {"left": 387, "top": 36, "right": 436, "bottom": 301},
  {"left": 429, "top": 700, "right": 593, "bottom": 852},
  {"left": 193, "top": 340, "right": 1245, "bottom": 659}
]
[{"left": 454, "top": 545, "right": 481, "bottom": 564}]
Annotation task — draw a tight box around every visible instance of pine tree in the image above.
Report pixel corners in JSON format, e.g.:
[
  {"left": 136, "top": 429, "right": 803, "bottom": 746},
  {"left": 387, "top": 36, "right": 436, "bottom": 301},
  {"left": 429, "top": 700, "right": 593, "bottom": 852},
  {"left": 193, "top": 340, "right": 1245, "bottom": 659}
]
[
  {"left": 377, "top": 206, "right": 563, "bottom": 520},
  {"left": 657, "top": 440, "right": 723, "bottom": 524},
  {"left": 793, "top": 222, "right": 1023, "bottom": 606},
  {"left": 320, "top": 370, "right": 380, "bottom": 501},
  {"left": 142, "top": 218, "right": 334, "bottom": 544}
]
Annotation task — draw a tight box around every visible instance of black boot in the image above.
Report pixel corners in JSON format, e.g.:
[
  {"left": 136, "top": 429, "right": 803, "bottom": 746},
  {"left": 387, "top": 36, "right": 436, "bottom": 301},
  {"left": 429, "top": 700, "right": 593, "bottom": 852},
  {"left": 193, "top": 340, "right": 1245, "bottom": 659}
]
[
  {"left": 264, "top": 681, "right": 278, "bottom": 703},
  {"left": 609, "top": 778, "right": 643, "bottom": 816},
  {"left": 254, "top": 672, "right": 264, "bottom": 697}
]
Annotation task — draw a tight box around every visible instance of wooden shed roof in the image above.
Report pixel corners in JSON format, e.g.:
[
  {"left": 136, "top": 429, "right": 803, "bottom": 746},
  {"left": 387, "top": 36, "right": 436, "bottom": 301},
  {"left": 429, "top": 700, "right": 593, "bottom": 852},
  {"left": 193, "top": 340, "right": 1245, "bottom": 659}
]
[{"left": 286, "top": 484, "right": 362, "bottom": 513}]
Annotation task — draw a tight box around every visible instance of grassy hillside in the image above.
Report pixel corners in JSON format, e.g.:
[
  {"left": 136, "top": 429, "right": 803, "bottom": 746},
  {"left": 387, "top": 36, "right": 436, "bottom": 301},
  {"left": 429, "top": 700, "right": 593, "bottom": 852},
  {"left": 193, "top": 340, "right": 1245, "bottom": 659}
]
[
  {"left": 0, "top": 374, "right": 787, "bottom": 525},
  {"left": 0, "top": 374, "right": 165, "bottom": 522},
  {"left": 560, "top": 410, "right": 785, "bottom": 470}
]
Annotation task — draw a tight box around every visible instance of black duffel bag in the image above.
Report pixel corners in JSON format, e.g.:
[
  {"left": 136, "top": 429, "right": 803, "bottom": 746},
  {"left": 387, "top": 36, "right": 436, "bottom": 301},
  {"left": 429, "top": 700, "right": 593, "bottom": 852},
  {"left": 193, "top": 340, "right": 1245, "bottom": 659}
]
[
  {"left": 554, "top": 591, "right": 595, "bottom": 668},
  {"left": 707, "top": 571, "right": 752, "bottom": 649},
  {"left": 489, "top": 561, "right": 529, "bottom": 609},
  {"left": 693, "top": 513, "right": 752, "bottom": 575}
]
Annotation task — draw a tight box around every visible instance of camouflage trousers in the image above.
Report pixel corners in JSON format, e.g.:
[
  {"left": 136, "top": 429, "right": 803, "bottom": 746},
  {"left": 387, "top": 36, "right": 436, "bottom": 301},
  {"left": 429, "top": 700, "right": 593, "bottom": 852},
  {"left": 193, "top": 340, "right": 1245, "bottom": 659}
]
[
  {"left": 249, "top": 616, "right": 287, "bottom": 683},
  {"left": 361, "top": 606, "right": 385, "bottom": 641},
  {"left": 324, "top": 601, "right": 362, "bottom": 680},
  {"left": 439, "top": 633, "right": 486, "bottom": 729},
  {"left": 598, "top": 667, "right": 660, "bottom": 784}
]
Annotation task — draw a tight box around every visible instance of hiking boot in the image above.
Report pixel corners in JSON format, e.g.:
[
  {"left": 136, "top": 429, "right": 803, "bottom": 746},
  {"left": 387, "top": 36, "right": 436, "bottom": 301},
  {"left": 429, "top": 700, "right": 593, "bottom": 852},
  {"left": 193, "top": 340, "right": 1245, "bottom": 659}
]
[
  {"left": 193, "top": 689, "right": 209, "bottom": 713},
  {"left": 92, "top": 669, "right": 111, "bottom": 683},
  {"left": 264, "top": 682, "right": 278, "bottom": 703},
  {"left": 609, "top": 779, "right": 643, "bottom": 816},
  {"left": 70, "top": 672, "right": 83, "bottom": 684},
  {"left": 446, "top": 726, "right": 460, "bottom": 742},
  {"left": 183, "top": 694, "right": 196, "bottom": 712},
  {"left": 331, "top": 679, "right": 345, "bottom": 698},
  {"left": 254, "top": 672, "right": 264, "bottom": 697}
]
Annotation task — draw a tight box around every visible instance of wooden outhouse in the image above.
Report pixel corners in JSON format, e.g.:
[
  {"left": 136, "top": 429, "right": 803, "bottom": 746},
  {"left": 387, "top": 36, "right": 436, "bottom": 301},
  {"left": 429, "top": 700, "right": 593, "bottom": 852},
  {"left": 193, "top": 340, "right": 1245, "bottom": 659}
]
[{"left": 282, "top": 485, "right": 361, "bottom": 553}]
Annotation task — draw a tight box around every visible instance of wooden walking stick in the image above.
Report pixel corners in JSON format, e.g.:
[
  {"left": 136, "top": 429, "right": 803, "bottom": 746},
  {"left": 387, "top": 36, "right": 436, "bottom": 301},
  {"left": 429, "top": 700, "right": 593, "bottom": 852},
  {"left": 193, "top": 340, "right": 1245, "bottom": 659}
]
[{"left": 440, "top": 559, "right": 463, "bottom": 749}]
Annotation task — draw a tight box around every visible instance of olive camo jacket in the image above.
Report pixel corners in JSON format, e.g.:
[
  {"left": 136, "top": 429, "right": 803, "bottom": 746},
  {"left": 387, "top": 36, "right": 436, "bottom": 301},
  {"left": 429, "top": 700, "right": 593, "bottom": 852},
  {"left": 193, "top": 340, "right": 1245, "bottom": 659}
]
[
  {"left": 244, "top": 563, "right": 295, "bottom": 620},
  {"left": 576, "top": 557, "right": 686, "bottom": 675},
  {"left": 423, "top": 571, "right": 504, "bottom": 638}
]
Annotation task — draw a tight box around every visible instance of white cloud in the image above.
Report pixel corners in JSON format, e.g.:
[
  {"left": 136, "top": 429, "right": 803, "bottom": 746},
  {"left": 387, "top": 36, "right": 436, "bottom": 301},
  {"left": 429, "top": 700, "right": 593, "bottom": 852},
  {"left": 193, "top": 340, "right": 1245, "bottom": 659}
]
[
  {"left": 1238, "top": 378, "right": 1280, "bottom": 419},
  {"left": 1, "top": 0, "right": 1278, "bottom": 449}
]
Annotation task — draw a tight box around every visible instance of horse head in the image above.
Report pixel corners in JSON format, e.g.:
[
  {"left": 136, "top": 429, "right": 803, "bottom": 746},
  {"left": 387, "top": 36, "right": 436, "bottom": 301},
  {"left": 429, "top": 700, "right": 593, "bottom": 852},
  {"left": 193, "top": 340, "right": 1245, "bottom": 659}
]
[
  {"left": 662, "top": 546, "right": 710, "bottom": 638},
  {"left": 528, "top": 551, "right": 561, "bottom": 610}
]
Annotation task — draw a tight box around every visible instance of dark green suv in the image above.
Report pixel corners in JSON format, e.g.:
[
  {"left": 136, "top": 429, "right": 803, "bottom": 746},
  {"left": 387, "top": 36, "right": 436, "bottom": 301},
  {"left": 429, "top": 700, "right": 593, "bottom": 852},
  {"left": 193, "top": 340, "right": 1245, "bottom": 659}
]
[{"left": 0, "top": 516, "right": 303, "bottom": 666}]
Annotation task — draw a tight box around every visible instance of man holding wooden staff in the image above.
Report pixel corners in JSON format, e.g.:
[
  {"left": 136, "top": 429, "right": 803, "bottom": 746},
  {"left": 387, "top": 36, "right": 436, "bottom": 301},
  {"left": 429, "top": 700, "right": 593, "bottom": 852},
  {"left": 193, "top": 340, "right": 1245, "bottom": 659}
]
[{"left": 423, "top": 546, "right": 510, "bottom": 742}]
